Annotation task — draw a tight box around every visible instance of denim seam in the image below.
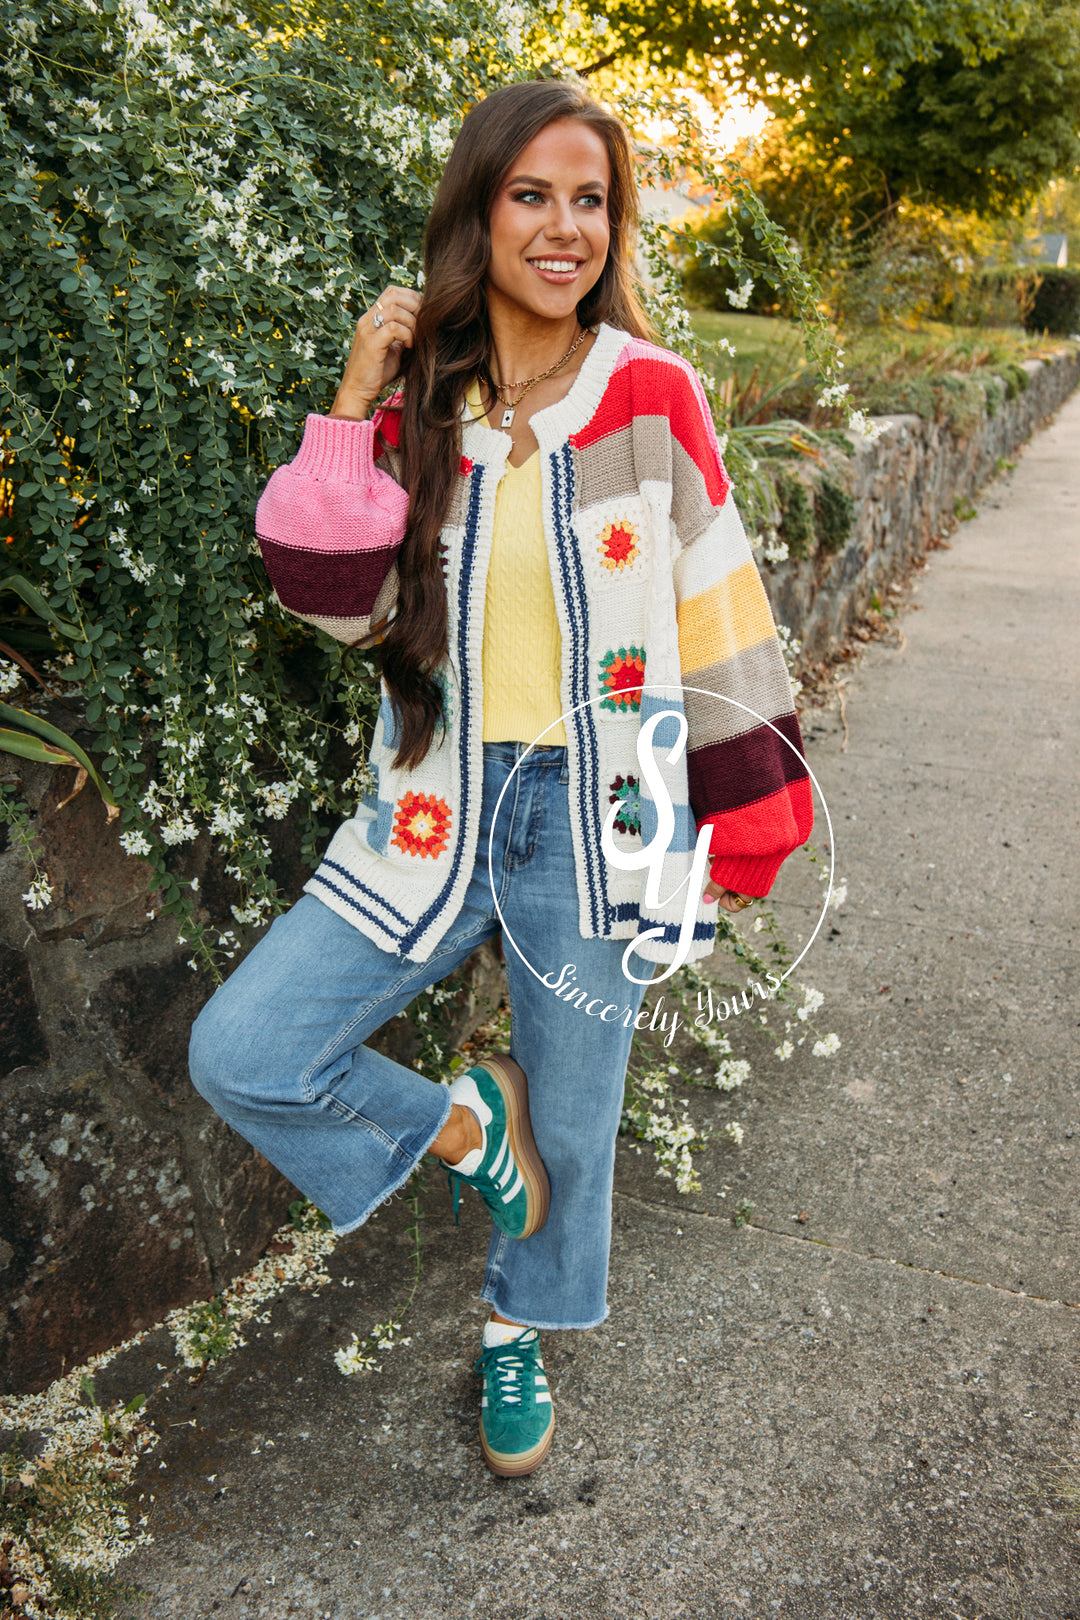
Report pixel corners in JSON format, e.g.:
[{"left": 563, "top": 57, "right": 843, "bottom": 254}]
[
  {"left": 507, "top": 771, "right": 545, "bottom": 869},
  {"left": 299, "top": 925, "right": 495, "bottom": 1103},
  {"left": 482, "top": 1229, "right": 507, "bottom": 1299},
  {"left": 322, "top": 1093, "right": 418, "bottom": 1163},
  {"left": 330, "top": 1087, "right": 452, "bottom": 1236}
]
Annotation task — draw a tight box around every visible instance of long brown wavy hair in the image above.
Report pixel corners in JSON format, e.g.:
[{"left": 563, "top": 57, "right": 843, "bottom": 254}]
[{"left": 379, "top": 79, "right": 655, "bottom": 770}]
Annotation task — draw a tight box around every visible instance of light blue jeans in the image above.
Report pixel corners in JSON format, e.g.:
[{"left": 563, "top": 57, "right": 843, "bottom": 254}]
[{"left": 189, "top": 742, "right": 651, "bottom": 1330}]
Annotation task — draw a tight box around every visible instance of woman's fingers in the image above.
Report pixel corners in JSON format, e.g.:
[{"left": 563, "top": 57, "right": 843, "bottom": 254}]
[
  {"left": 704, "top": 885, "right": 756, "bottom": 913},
  {"left": 331, "top": 286, "right": 422, "bottom": 418}
]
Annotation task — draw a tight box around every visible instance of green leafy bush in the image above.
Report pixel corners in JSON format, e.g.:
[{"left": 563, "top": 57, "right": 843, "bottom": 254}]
[
  {"left": 1025, "top": 267, "right": 1080, "bottom": 335},
  {"left": 814, "top": 475, "right": 854, "bottom": 555},
  {"left": 775, "top": 471, "right": 815, "bottom": 560},
  {"left": 0, "top": 0, "right": 527, "bottom": 966}
]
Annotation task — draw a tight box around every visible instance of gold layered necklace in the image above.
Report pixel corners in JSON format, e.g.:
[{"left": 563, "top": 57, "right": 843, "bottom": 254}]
[{"left": 492, "top": 326, "right": 592, "bottom": 428}]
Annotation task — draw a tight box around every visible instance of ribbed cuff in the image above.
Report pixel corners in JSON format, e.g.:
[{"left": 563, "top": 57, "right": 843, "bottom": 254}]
[
  {"left": 291, "top": 413, "right": 377, "bottom": 484},
  {"left": 709, "top": 851, "right": 784, "bottom": 899}
]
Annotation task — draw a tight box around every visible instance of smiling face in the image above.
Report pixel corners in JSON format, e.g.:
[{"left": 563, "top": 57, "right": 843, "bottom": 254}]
[{"left": 485, "top": 117, "right": 612, "bottom": 329}]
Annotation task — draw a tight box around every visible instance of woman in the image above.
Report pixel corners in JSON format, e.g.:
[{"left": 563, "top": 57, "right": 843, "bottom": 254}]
[{"left": 189, "top": 79, "right": 812, "bottom": 1479}]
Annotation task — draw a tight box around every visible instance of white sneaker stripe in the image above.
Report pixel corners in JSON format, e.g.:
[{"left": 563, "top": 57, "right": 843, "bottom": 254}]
[
  {"left": 502, "top": 1169, "right": 524, "bottom": 1204},
  {"left": 489, "top": 1134, "right": 509, "bottom": 1180},
  {"left": 535, "top": 1392, "right": 552, "bottom": 1403}
]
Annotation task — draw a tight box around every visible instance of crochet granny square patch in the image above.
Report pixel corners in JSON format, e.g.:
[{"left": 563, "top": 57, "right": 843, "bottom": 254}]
[
  {"left": 392, "top": 792, "right": 452, "bottom": 858},
  {"left": 599, "top": 645, "right": 646, "bottom": 713}
]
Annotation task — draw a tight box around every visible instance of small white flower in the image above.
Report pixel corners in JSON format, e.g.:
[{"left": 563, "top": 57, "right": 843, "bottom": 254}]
[
  {"left": 828, "top": 880, "right": 848, "bottom": 909},
  {"left": 812, "top": 1033, "right": 841, "bottom": 1057},
  {"left": 817, "top": 381, "right": 850, "bottom": 408},
  {"left": 22, "top": 875, "right": 54, "bottom": 911},
  {"left": 774, "top": 1039, "right": 794, "bottom": 1061},
  {"left": 848, "top": 409, "right": 886, "bottom": 444},
  {"left": 726, "top": 278, "right": 753, "bottom": 310},
  {"left": 119, "top": 829, "right": 152, "bottom": 857},
  {"left": 796, "top": 986, "right": 824, "bottom": 1021},
  {"left": 0, "top": 659, "right": 23, "bottom": 695},
  {"left": 713, "top": 1058, "right": 750, "bottom": 1092},
  {"left": 724, "top": 1121, "right": 745, "bottom": 1145}
]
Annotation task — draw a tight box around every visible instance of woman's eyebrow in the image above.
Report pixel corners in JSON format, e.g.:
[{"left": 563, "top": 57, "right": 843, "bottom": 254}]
[{"left": 506, "top": 174, "right": 607, "bottom": 192}]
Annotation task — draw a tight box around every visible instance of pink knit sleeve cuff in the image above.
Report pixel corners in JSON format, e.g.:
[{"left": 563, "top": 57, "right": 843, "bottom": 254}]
[
  {"left": 290, "top": 414, "right": 381, "bottom": 485},
  {"left": 255, "top": 415, "right": 410, "bottom": 621}
]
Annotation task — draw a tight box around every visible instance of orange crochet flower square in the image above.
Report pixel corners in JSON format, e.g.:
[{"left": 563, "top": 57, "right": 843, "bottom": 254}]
[
  {"left": 598, "top": 519, "right": 640, "bottom": 572},
  {"left": 391, "top": 792, "right": 452, "bottom": 858}
]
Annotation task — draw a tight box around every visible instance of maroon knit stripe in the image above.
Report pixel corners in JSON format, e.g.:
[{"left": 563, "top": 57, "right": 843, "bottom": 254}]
[
  {"left": 258, "top": 534, "right": 399, "bottom": 618},
  {"left": 686, "top": 711, "right": 808, "bottom": 816}
]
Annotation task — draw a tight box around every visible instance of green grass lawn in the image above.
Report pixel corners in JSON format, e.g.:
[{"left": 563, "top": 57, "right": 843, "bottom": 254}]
[
  {"left": 688, "top": 309, "right": 804, "bottom": 382},
  {"left": 687, "top": 309, "right": 1068, "bottom": 425}
]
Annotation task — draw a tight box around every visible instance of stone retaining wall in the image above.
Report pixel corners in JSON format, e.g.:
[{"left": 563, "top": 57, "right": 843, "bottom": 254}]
[
  {"left": 3, "top": 345, "right": 1077, "bottom": 1394},
  {"left": 0, "top": 752, "right": 503, "bottom": 1394},
  {"left": 763, "top": 347, "right": 1080, "bottom": 662}
]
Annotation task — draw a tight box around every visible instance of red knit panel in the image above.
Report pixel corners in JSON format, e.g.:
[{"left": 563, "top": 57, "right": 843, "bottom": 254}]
[
  {"left": 373, "top": 396, "right": 403, "bottom": 455},
  {"left": 702, "top": 776, "right": 815, "bottom": 897},
  {"left": 570, "top": 352, "right": 730, "bottom": 506}
]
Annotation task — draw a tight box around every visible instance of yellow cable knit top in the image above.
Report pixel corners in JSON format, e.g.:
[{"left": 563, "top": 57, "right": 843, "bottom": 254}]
[{"left": 467, "top": 382, "right": 566, "bottom": 746}]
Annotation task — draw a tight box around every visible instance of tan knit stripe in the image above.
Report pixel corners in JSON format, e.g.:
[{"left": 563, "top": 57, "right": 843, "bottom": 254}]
[
  {"left": 572, "top": 420, "right": 643, "bottom": 508},
  {"left": 672, "top": 500, "right": 751, "bottom": 600},
  {"left": 670, "top": 435, "right": 724, "bottom": 548},
  {"left": 681, "top": 640, "right": 795, "bottom": 748},
  {"left": 572, "top": 417, "right": 721, "bottom": 539},
  {"left": 291, "top": 608, "right": 377, "bottom": 643},
  {"left": 678, "top": 560, "right": 776, "bottom": 669}
]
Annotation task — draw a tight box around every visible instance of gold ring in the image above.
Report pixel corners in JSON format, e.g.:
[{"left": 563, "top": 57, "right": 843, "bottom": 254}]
[{"left": 732, "top": 894, "right": 754, "bottom": 910}]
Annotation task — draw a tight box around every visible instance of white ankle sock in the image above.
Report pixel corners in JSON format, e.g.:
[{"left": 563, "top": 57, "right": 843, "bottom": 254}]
[
  {"left": 441, "top": 1071, "right": 491, "bottom": 1176},
  {"left": 482, "top": 1318, "right": 530, "bottom": 1348}
]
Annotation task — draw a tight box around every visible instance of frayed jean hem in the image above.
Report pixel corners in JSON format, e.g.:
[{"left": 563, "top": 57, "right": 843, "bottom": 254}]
[
  {"left": 477, "top": 1289, "right": 611, "bottom": 1332},
  {"left": 330, "top": 1088, "right": 452, "bottom": 1237}
]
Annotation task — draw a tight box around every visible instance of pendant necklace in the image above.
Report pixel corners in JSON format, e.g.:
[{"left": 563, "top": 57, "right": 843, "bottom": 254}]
[{"left": 493, "top": 326, "right": 592, "bottom": 428}]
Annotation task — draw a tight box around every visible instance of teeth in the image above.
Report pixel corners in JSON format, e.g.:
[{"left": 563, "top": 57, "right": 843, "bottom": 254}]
[{"left": 531, "top": 260, "right": 579, "bottom": 272}]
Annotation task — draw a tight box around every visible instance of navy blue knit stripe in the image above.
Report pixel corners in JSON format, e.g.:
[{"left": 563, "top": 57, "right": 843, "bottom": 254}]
[
  {"left": 400, "top": 465, "right": 484, "bottom": 957},
  {"left": 637, "top": 916, "right": 715, "bottom": 944},
  {"left": 550, "top": 443, "right": 609, "bottom": 935},
  {"left": 317, "top": 858, "right": 412, "bottom": 928},
  {"left": 609, "top": 900, "right": 714, "bottom": 945},
  {"left": 309, "top": 871, "right": 404, "bottom": 941}
]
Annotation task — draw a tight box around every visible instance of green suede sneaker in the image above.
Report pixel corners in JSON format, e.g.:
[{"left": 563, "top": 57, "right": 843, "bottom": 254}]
[
  {"left": 475, "top": 1328, "right": 555, "bottom": 1478},
  {"left": 440, "top": 1055, "right": 550, "bottom": 1240}
]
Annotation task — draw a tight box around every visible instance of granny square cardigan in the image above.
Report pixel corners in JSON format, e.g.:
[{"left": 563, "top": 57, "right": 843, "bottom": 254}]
[{"left": 255, "top": 323, "right": 813, "bottom": 965}]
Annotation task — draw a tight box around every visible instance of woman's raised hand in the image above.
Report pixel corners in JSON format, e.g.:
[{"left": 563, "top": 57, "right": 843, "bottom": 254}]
[{"left": 329, "top": 286, "right": 422, "bottom": 420}]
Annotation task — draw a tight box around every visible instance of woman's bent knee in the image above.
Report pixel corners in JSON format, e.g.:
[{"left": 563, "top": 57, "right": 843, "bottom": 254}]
[{"left": 188, "top": 991, "right": 237, "bottom": 1107}]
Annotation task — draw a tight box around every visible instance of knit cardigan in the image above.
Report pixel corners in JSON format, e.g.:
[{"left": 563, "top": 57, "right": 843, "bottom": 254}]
[{"left": 255, "top": 323, "right": 813, "bottom": 965}]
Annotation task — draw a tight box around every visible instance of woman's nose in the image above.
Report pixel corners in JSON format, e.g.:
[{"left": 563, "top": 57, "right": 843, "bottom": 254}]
[{"left": 546, "top": 200, "right": 580, "bottom": 241}]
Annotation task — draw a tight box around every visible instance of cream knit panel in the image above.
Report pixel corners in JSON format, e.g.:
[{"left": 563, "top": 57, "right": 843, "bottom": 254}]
[{"left": 481, "top": 453, "right": 567, "bottom": 747}]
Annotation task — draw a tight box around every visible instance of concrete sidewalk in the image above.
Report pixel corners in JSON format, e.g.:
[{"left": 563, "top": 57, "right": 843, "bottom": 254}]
[{"left": 119, "top": 395, "right": 1080, "bottom": 1620}]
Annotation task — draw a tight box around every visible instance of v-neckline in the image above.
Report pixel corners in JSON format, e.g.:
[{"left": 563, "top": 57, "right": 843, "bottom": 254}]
[{"left": 465, "top": 380, "right": 539, "bottom": 472}]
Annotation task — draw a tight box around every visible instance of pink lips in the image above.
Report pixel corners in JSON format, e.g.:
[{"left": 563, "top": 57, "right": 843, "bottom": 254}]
[{"left": 527, "top": 259, "right": 585, "bottom": 284}]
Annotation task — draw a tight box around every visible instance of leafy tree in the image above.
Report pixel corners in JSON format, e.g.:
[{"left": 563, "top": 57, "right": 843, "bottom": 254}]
[{"left": 574, "top": 0, "right": 1080, "bottom": 216}]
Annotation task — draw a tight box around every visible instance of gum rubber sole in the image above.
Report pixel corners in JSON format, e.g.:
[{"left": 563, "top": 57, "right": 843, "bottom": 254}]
[
  {"left": 478, "top": 1053, "right": 551, "bottom": 1239},
  {"left": 479, "top": 1411, "right": 555, "bottom": 1478}
]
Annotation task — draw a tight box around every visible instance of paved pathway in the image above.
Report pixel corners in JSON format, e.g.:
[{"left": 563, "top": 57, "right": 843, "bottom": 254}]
[{"left": 120, "top": 392, "right": 1080, "bottom": 1619}]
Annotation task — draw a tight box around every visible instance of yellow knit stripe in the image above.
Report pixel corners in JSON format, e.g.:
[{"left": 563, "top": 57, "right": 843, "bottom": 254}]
[
  {"left": 677, "top": 560, "right": 777, "bottom": 674},
  {"left": 476, "top": 422, "right": 567, "bottom": 747}
]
